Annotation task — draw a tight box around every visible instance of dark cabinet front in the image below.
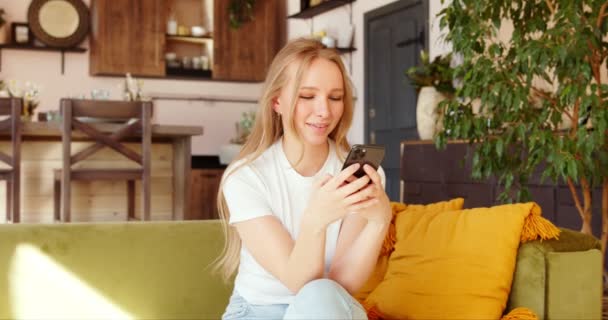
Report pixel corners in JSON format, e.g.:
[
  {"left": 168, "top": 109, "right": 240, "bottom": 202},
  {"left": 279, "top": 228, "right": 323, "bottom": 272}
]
[
  {"left": 400, "top": 142, "right": 602, "bottom": 237},
  {"left": 90, "top": 0, "right": 167, "bottom": 76}
]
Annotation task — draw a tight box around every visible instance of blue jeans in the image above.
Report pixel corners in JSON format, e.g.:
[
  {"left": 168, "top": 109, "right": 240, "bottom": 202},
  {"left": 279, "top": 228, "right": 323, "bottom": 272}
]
[{"left": 222, "top": 279, "right": 368, "bottom": 320}]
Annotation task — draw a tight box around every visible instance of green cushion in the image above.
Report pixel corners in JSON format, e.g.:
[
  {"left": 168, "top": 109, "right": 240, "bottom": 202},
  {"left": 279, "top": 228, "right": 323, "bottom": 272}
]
[
  {"left": 545, "top": 250, "right": 602, "bottom": 320},
  {"left": 506, "top": 227, "right": 602, "bottom": 319},
  {"left": 507, "top": 243, "right": 547, "bottom": 319},
  {"left": 0, "top": 220, "right": 232, "bottom": 319}
]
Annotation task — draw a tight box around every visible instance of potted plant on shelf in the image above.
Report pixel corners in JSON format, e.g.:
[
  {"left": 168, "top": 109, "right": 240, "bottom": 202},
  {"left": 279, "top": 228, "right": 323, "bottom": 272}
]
[
  {"left": 406, "top": 50, "right": 455, "bottom": 140},
  {"left": 228, "top": 0, "right": 255, "bottom": 29},
  {"left": 219, "top": 110, "right": 256, "bottom": 165},
  {"left": 437, "top": 0, "right": 608, "bottom": 265}
]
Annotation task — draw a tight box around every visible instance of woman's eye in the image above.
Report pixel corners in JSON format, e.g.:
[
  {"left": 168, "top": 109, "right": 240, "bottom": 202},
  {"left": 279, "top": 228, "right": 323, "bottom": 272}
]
[
  {"left": 329, "top": 96, "right": 343, "bottom": 101},
  {"left": 299, "top": 95, "right": 314, "bottom": 100}
]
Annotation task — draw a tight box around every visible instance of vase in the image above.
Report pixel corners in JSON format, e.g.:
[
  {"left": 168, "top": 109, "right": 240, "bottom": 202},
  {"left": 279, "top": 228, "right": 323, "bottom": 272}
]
[
  {"left": 21, "top": 100, "right": 39, "bottom": 121},
  {"left": 219, "top": 143, "right": 242, "bottom": 165},
  {"left": 416, "top": 86, "right": 446, "bottom": 140}
]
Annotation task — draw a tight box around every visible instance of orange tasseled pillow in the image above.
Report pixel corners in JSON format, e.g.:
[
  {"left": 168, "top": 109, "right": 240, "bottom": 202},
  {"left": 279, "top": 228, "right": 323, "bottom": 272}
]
[
  {"left": 364, "top": 202, "right": 559, "bottom": 320},
  {"left": 353, "top": 199, "right": 465, "bottom": 303}
]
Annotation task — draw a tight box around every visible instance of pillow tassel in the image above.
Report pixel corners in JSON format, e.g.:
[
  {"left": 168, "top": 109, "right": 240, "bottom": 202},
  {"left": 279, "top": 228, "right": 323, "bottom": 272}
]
[
  {"left": 500, "top": 307, "right": 539, "bottom": 320},
  {"left": 362, "top": 301, "right": 383, "bottom": 320},
  {"left": 381, "top": 202, "right": 408, "bottom": 256},
  {"left": 380, "top": 224, "right": 396, "bottom": 256},
  {"left": 520, "top": 203, "right": 561, "bottom": 243}
]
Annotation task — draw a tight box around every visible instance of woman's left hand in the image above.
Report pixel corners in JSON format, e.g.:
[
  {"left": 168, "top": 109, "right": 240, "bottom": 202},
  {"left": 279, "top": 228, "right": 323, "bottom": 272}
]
[{"left": 352, "top": 164, "right": 391, "bottom": 226}]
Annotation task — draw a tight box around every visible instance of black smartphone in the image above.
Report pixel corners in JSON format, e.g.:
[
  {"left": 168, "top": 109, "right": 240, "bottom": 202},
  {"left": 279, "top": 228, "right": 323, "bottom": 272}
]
[{"left": 341, "top": 144, "right": 386, "bottom": 178}]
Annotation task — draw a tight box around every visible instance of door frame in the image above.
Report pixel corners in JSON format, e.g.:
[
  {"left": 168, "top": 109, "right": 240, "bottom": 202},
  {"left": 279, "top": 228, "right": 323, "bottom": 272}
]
[{"left": 363, "top": 0, "right": 429, "bottom": 144}]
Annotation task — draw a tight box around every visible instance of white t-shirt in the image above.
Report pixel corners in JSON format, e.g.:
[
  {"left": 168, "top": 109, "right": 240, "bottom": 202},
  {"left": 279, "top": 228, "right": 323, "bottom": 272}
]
[
  {"left": 222, "top": 139, "right": 348, "bottom": 305},
  {"left": 222, "top": 139, "right": 385, "bottom": 305}
]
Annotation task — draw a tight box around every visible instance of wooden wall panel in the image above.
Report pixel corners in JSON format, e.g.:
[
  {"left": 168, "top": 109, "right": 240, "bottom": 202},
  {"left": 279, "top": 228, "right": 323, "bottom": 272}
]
[
  {"left": 400, "top": 141, "right": 603, "bottom": 238},
  {"left": 0, "top": 141, "right": 174, "bottom": 223}
]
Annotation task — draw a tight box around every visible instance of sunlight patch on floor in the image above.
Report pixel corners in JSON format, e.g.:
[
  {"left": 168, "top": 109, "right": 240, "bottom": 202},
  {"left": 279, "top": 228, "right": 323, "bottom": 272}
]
[{"left": 8, "top": 244, "right": 133, "bottom": 319}]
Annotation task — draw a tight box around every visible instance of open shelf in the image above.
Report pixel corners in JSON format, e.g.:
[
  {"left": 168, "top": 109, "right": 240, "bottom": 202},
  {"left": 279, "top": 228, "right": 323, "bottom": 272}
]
[
  {"left": 166, "top": 34, "right": 213, "bottom": 45},
  {"left": 288, "top": 0, "right": 355, "bottom": 19},
  {"left": 0, "top": 43, "right": 87, "bottom": 74},
  {"left": 336, "top": 47, "right": 356, "bottom": 54},
  {"left": 0, "top": 43, "right": 86, "bottom": 52},
  {"left": 166, "top": 67, "right": 212, "bottom": 79}
]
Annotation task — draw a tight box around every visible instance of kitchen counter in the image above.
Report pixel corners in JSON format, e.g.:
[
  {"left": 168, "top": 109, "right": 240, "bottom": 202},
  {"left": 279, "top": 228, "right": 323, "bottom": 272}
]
[{"left": 0, "top": 121, "right": 203, "bottom": 222}]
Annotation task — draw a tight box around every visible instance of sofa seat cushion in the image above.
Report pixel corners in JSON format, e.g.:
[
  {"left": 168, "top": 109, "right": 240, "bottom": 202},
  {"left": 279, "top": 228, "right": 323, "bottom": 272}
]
[{"left": 0, "top": 221, "right": 232, "bottom": 320}]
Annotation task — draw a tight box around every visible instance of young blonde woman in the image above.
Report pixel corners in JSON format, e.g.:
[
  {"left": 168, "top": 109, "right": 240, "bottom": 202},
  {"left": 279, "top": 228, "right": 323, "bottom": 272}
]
[{"left": 216, "top": 38, "right": 391, "bottom": 320}]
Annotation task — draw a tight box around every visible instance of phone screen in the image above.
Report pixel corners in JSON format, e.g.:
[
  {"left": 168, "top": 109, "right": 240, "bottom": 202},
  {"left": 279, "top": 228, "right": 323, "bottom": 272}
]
[{"left": 341, "top": 144, "right": 385, "bottom": 178}]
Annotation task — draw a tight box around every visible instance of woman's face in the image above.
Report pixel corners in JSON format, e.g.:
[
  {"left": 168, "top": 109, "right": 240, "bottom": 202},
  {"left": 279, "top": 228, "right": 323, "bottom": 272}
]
[{"left": 275, "top": 57, "right": 345, "bottom": 147}]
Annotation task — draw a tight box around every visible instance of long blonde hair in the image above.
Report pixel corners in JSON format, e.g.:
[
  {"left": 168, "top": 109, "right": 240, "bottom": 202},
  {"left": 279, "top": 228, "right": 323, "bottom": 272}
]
[{"left": 213, "top": 38, "right": 355, "bottom": 282}]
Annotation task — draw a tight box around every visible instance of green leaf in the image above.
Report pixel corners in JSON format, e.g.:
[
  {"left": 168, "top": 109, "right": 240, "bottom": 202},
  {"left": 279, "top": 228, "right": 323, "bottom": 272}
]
[{"left": 496, "top": 139, "right": 504, "bottom": 157}]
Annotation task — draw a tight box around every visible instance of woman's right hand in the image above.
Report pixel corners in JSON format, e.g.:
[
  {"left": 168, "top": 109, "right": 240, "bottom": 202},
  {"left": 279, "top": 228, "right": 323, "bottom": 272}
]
[{"left": 301, "top": 163, "right": 379, "bottom": 233}]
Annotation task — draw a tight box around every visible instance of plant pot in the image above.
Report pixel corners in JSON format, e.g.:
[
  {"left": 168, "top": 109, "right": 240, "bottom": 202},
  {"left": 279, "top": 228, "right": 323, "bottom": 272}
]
[
  {"left": 416, "top": 86, "right": 446, "bottom": 140},
  {"left": 219, "top": 143, "right": 243, "bottom": 165}
]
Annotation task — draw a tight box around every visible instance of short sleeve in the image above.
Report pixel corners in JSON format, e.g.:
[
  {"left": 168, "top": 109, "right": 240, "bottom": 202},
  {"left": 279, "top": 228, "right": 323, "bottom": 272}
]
[{"left": 222, "top": 165, "right": 273, "bottom": 224}]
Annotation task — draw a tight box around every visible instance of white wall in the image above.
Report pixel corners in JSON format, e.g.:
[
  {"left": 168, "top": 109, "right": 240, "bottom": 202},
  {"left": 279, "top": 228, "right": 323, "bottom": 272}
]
[
  {"left": 0, "top": 0, "right": 448, "bottom": 154},
  {"left": 287, "top": 0, "right": 450, "bottom": 144}
]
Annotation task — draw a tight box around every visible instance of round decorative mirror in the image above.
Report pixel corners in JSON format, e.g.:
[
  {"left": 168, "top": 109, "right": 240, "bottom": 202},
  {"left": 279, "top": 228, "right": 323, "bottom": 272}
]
[{"left": 28, "top": 0, "right": 89, "bottom": 48}]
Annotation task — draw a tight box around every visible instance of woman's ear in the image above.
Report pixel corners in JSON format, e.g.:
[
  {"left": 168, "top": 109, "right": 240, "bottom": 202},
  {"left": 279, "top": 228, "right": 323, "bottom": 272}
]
[{"left": 272, "top": 97, "right": 281, "bottom": 114}]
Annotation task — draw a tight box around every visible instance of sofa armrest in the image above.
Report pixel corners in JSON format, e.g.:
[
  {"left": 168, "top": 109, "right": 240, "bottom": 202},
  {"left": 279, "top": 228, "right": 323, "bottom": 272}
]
[
  {"left": 533, "top": 228, "right": 601, "bottom": 253},
  {"left": 506, "top": 228, "right": 602, "bottom": 320}
]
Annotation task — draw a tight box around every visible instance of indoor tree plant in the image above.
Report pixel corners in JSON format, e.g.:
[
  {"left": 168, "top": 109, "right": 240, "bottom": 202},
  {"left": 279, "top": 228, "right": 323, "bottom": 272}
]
[
  {"left": 436, "top": 0, "right": 608, "bottom": 262},
  {"left": 406, "top": 51, "right": 455, "bottom": 139}
]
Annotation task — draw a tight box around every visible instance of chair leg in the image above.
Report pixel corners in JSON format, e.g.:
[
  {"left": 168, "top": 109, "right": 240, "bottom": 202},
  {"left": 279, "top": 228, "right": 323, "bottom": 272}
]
[
  {"left": 127, "top": 180, "right": 135, "bottom": 220},
  {"left": 61, "top": 178, "right": 71, "bottom": 223},
  {"left": 143, "top": 176, "right": 151, "bottom": 221},
  {"left": 54, "top": 179, "right": 61, "bottom": 222},
  {"left": 12, "top": 173, "right": 20, "bottom": 224},
  {"left": 6, "top": 180, "right": 11, "bottom": 223}
]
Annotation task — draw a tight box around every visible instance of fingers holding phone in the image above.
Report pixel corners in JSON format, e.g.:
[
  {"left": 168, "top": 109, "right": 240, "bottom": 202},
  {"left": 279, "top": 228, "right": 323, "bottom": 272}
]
[{"left": 341, "top": 144, "right": 385, "bottom": 181}]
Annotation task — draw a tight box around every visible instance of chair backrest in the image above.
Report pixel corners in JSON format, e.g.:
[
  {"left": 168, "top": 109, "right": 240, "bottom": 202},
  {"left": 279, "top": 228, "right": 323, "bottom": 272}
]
[
  {"left": 59, "top": 99, "right": 152, "bottom": 168},
  {"left": 0, "top": 98, "right": 22, "bottom": 168}
]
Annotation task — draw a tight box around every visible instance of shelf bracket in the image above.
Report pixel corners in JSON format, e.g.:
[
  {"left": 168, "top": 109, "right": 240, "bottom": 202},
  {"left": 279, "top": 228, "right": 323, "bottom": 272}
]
[{"left": 60, "top": 50, "right": 65, "bottom": 75}]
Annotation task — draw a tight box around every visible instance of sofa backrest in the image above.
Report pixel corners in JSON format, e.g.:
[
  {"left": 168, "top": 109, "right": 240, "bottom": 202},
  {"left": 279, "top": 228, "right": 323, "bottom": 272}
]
[{"left": 0, "top": 220, "right": 232, "bottom": 319}]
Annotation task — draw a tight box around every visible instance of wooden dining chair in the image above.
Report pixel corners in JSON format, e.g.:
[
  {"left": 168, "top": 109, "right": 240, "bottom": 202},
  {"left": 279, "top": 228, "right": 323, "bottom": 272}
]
[
  {"left": 0, "top": 98, "right": 21, "bottom": 223},
  {"left": 54, "top": 99, "right": 152, "bottom": 222}
]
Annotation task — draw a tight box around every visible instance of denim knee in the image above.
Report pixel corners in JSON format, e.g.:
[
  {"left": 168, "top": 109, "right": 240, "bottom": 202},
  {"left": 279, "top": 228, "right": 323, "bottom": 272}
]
[
  {"left": 284, "top": 279, "right": 367, "bottom": 320},
  {"left": 297, "top": 279, "right": 343, "bottom": 299}
]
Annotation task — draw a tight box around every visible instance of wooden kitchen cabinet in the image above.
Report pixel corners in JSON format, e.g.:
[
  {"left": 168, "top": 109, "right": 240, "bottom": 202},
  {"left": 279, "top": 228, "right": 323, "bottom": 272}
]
[
  {"left": 190, "top": 168, "right": 224, "bottom": 220},
  {"left": 213, "top": 0, "right": 286, "bottom": 81},
  {"left": 90, "top": 0, "right": 167, "bottom": 76},
  {"left": 90, "top": 0, "right": 285, "bottom": 81}
]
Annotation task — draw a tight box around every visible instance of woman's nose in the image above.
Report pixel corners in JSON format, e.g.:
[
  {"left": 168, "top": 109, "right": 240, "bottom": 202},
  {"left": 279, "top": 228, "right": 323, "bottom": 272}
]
[{"left": 315, "top": 98, "right": 330, "bottom": 117}]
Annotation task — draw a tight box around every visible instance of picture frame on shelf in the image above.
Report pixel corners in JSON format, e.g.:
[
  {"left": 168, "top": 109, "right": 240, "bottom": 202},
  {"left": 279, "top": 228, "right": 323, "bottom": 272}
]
[
  {"left": 11, "top": 22, "right": 32, "bottom": 45},
  {"left": 309, "top": 0, "right": 323, "bottom": 7}
]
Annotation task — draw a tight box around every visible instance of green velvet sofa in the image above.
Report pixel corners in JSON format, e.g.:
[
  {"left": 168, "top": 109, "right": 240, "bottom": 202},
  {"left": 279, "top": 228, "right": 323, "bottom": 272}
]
[{"left": 0, "top": 220, "right": 602, "bottom": 319}]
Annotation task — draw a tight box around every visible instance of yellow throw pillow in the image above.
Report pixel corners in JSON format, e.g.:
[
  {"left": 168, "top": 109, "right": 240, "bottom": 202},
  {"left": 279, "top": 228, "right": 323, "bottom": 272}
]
[
  {"left": 353, "top": 254, "right": 389, "bottom": 302},
  {"left": 365, "top": 202, "right": 557, "bottom": 319},
  {"left": 354, "top": 199, "right": 464, "bottom": 303}
]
